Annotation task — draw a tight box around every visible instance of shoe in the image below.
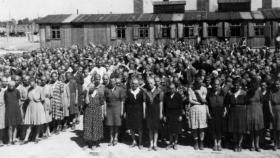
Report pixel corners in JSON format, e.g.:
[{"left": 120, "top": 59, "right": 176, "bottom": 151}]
[
  {"left": 34, "top": 139, "right": 40, "bottom": 144},
  {"left": 148, "top": 146, "right": 153, "bottom": 151},
  {"left": 138, "top": 145, "right": 143, "bottom": 150},
  {"left": 250, "top": 147, "right": 255, "bottom": 151},
  {"left": 217, "top": 145, "right": 222, "bottom": 151},
  {"left": 20, "top": 141, "right": 28, "bottom": 145},
  {"left": 91, "top": 145, "right": 97, "bottom": 150},
  {"left": 108, "top": 142, "right": 113, "bottom": 146},
  {"left": 199, "top": 141, "right": 204, "bottom": 150},
  {"left": 166, "top": 144, "right": 173, "bottom": 150},
  {"left": 213, "top": 145, "right": 217, "bottom": 151},
  {"left": 194, "top": 140, "right": 199, "bottom": 150},
  {"left": 234, "top": 147, "right": 238, "bottom": 152},
  {"left": 255, "top": 148, "right": 261, "bottom": 152},
  {"left": 173, "top": 144, "right": 178, "bottom": 150},
  {"left": 153, "top": 146, "right": 158, "bottom": 151},
  {"left": 113, "top": 139, "right": 118, "bottom": 146},
  {"left": 238, "top": 147, "right": 242, "bottom": 152},
  {"left": 130, "top": 141, "right": 137, "bottom": 148},
  {"left": 273, "top": 146, "right": 277, "bottom": 151}
]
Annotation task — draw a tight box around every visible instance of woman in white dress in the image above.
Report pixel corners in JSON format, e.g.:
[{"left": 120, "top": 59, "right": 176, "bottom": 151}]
[{"left": 21, "top": 78, "right": 46, "bottom": 144}]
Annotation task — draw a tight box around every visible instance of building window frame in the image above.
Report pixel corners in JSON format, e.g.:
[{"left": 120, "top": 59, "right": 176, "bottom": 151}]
[
  {"left": 184, "top": 24, "right": 195, "bottom": 38},
  {"left": 116, "top": 25, "right": 126, "bottom": 39},
  {"left": 51, "top": 26, "right": 61, "bottom": 40},
  {"left": 207, "top": 23, "right": 218, "bottom": 37},
  {"left": 229, "top": 22, "right": 242, "bottom": 37},
  {"left": 162, "top": 24, "right": 171, "bottom": 38},
  {"left": 139, "top": 24, "right": 149, "bottom": 38},
  {"left": 254, "top": 22, "right": 265, "bottom": 37}
]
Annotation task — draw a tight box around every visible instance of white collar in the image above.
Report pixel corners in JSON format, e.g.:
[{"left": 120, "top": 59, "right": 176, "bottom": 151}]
[
  {"left": 151, "top": 87, "right": 156, "bottom": 93},
  {"left": 131, "top": 88, "right": 140, "bottom": 99}
]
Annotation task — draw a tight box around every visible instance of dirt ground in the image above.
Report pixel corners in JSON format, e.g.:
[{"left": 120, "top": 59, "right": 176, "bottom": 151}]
[{"left": 0, "top": 116, "right": 279, "bottom": 158}]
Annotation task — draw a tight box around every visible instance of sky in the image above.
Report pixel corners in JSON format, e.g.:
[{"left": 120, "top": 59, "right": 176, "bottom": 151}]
[{"left": 0, "top": 0, "right": 279, "bottom": 21}]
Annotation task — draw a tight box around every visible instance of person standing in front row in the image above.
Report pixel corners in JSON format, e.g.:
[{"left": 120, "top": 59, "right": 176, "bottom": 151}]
[
  {"left": 104, "top": 78, "right": 125, "bottom": 146},
  {"left": 84, "top": 74, "right": 105, "bottom": 150},
  {"left": 21, "top": 78, "right": 46, "bottom": 144},
  {"left": 144, "top": 77, "right": 164, "bottom": 151},
  {"left": 207, "top": 79, "right": 226, "bottom": 151},
  {"left": 124, "top": 78, "right": 146, "bottom": 150},
  {"left": 164, "top": 83, "right": 184, "bottom": 150},
  {"left": 225, "top": 79, "right": 247, "bottom": 152},
  {"left": 4, "top": 81, "right": 22, "bottom": 145},
  {"left": 0, "top": 80, "right": 6, "bottom": 147},
  {"left": 188, "top": 77, "right": 208, "bottom": 150},
  {"left": 269, "top": 79, "right": 280, "bottom": 151}
]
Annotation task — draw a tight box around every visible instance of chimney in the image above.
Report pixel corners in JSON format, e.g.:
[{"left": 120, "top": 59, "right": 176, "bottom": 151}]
[
  {"left": 263, "top": 0, "right": 272, "bottom": 9},
  {"left": 197, "top": 0, "right": 210, "bottom": 11},
  {"left": 134, "top": 0, "right": 143, "bottom": 14}
]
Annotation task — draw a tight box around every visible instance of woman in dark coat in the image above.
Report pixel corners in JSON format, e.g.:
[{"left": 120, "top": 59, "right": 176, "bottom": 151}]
[
  {"left": 5, "top": 81, "right": 22, "bottom": 145},
  {"left": 164, "top": 83, "right": 183, "bottom": 150},
  {"left": 124, "top": 78, "right": 146, "bottom": 149},
  {"left": 207, "top": 79, "right": 226, "bottom": 151},
  {"left": 84, "top": 74, "right": 105, "bottom": 150},
  {"left": 246, "top": 78, "right": 264, "bottom": 152},
  {"left": 261, "top": 81, "right": 272, "bottom": 139},
  {"left": 104, "top": 78, "right": 125, "bottom": 146},
  {"left": 144, "top": 77, "right": 164, "bottom": 151},
  {"left": 225, "top": 79, "right": 247, "bottom": 152},
  {"left": 269, "top": 79, "right": 280, "bottom": 151}
]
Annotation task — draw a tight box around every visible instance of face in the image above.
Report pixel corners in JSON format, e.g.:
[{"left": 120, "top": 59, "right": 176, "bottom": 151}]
[
  {"left": 131, "top": 80, "right": 139, "bottom": 90},
  {"left": 233, "top": 82, "right": 241, "bottom": 92},
  {"left": 148, "top": 79, "right": 155, "bottom": 89},
  {"left": 94, "top": 75, "right": 101, "bottom": 86},
  {"left": 110, "top": 78, "right": 116, "bottom": 88},
  {"left": 261, "top": 82, "right": 267, "bottom": 91},
  {"left": 30, "top": 80, "right": 36, "bottom": 87},
  {"left": 52, "top": 73, "right": 58, "bottom": 81},
  {"left": 170, "top": 84, "right": 176, "bottom": 94},
  {"left": 103, "top": 76, "right": 109, "bottom": 85},
  {"left": 155, "top": 78, "right": 161, "bottom": 87},
  {"left": 213, "top": 80, "right": 220, "bottom": 91}
]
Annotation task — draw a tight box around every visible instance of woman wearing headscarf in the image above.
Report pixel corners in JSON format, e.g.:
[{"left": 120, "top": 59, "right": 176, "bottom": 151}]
[
  {"left": 225, "top": 79, "right": 247, "bottom": 152},
  {"left": 21, "top": 78, "right": 46, "bottom": 144},
  {"left": 269, "top": 79, "right": 280, "bottom": 151},
  {"left": 84, "top": 74, "right": 105, "bottom": 150},
  {"left": 188, "top": 77, "right": 208, "bottom": 150}
]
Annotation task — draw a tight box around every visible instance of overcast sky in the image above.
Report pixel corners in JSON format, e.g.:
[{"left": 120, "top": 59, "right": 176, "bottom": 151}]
[{"left": 0, "top": 0, "right": 279, "bottom": 21}]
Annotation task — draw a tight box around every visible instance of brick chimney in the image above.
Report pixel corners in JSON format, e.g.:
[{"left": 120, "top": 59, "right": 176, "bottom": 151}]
[
  {"left": 263, "top": 0, "right": 272, "bottom": 9},
  {"left": 197, "top": 0, "right": 210, "bottom": 11},
  {"left": 134, "top": 0, "right": 143, "bottom": 14}
]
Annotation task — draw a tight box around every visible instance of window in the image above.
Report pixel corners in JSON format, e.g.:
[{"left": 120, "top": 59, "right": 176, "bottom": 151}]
[
  {"left": 230, "top": 23, "right": 241, "bottom": 37},
  {"left": 51, "top": 26, "right": 60, "bottom": 39},
  {"left": 184, "top": 25, "right": 195, "bottom": 37},
  {"left": 254, "top": 23, "right": 265, "bottom": 36},
  {"left": 208, "top": 23, "right": 218, "bottom": 37},
  {"left": 139, "top": 24, "right": 149, "bottom": 38},
  {"left": 162, "top": 25, "right": 171, "bottom": 38},
  {"left": 116, "top": 25, "right": 126, "bottom": 39}
]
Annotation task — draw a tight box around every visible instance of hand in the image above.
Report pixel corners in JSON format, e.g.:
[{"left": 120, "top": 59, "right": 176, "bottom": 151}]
[
  {"left": 223, "top": 108, "right": 227, "bottom": 117},
  {"left": 123, "top": 113, "right": 126, "bottom": 119},
  {"left": 160, "top": 114, "right": 163, "bottom": 120},
  {"left": 178, "top": 116, "right": 183, "bottom": 122},
  {"left": 143, "top": 114, "right": 146, "bottom": 119},
  {"left": 207, "top": 113, "right": 212, "bottom": 119},
  {"left": 163, "top": 116, "right": 167, "bottom": 122}
]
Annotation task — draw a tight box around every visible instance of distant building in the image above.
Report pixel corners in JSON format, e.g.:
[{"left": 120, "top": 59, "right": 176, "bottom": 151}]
[{"left": 37, "top": 0, "right": 280, "bottom": 48}]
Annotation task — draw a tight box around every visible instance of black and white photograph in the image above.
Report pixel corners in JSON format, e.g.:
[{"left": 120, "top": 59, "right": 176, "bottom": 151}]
[{"left": 0, "top": 0, "right": 280, "bottom": 157}]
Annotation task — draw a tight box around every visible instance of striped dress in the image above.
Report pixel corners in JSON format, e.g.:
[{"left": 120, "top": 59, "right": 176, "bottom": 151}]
[{"left": 51, "top": 81, "right": 64, "bottom": 120}]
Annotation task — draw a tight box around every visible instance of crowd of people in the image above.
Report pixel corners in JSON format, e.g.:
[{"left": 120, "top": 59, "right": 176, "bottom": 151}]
[{"left": 0, "top": 40, "right": 279, "bottom": 153}]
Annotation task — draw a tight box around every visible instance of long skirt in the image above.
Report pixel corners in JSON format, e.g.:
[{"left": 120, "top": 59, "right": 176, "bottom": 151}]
[
  {"left": 273, "top": 105, "right": 280, "bottom": 131},
  {"left": 209, "top": 107, "right": 224, "bottom": 135},
  {"left": 228, "top": 106, "right": 247, "bottom": 133},
  {"left": 24, "top": 102, "right": 47, "bottom": 125},
  {"left": 189, "top": 105, "right": 207, "bottom": 130},
  {"left": 247, "top": 104, "right": 264, "bottom": 131},
  {"left": 84, "top": 105, "right": 103, "bottom": 141}
]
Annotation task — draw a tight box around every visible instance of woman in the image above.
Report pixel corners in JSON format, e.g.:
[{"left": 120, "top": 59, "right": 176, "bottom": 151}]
[
  {"left": 207, "top": 79, "right": 226, "bottom": 151},
  {"left": 104, "top": 78, "right": 125, "bottom": 146},
  {"left": 0, "top": 80, "right": 6, "bottom": 146},
  {"left": 124, "top": 78, "right": 146, "bottom": 150},
  {"left": 261, "top": 81, "right": 272, "bottom": 139},
  {"left": 164, "top": 83, "right": 183, "bottom": 150},
  {"left": 188, "top": 77, "right": 208, "bottom": 150},
  {"left": 51, "top": 72, "right": 64, "bottom": 134},
  {"left": 41, "top": 76, "right": 53, "bottom": 138},
  {"left": 5, "top": 81, "right": 22, "bottom": 145},
  {"left": 226, "top": 79, "right": 247, "bottom": 152},
  {"left": 246, "top": 78, "right": 264, "bottom": 152},
  {"left": 84, "top": 74, "right": 105, "bottom": 150},
  {"left": 66, "top": 72, "right": 78, "bottom": 130},
  {"left": 144, "top": 77, "right": 164, "bottom": 151},
  {"left": 22, "top": 78, "right": 46, "bottom": 144},
  {"left": 269, "top": 79, "right": 280, "bottom": 150}
]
